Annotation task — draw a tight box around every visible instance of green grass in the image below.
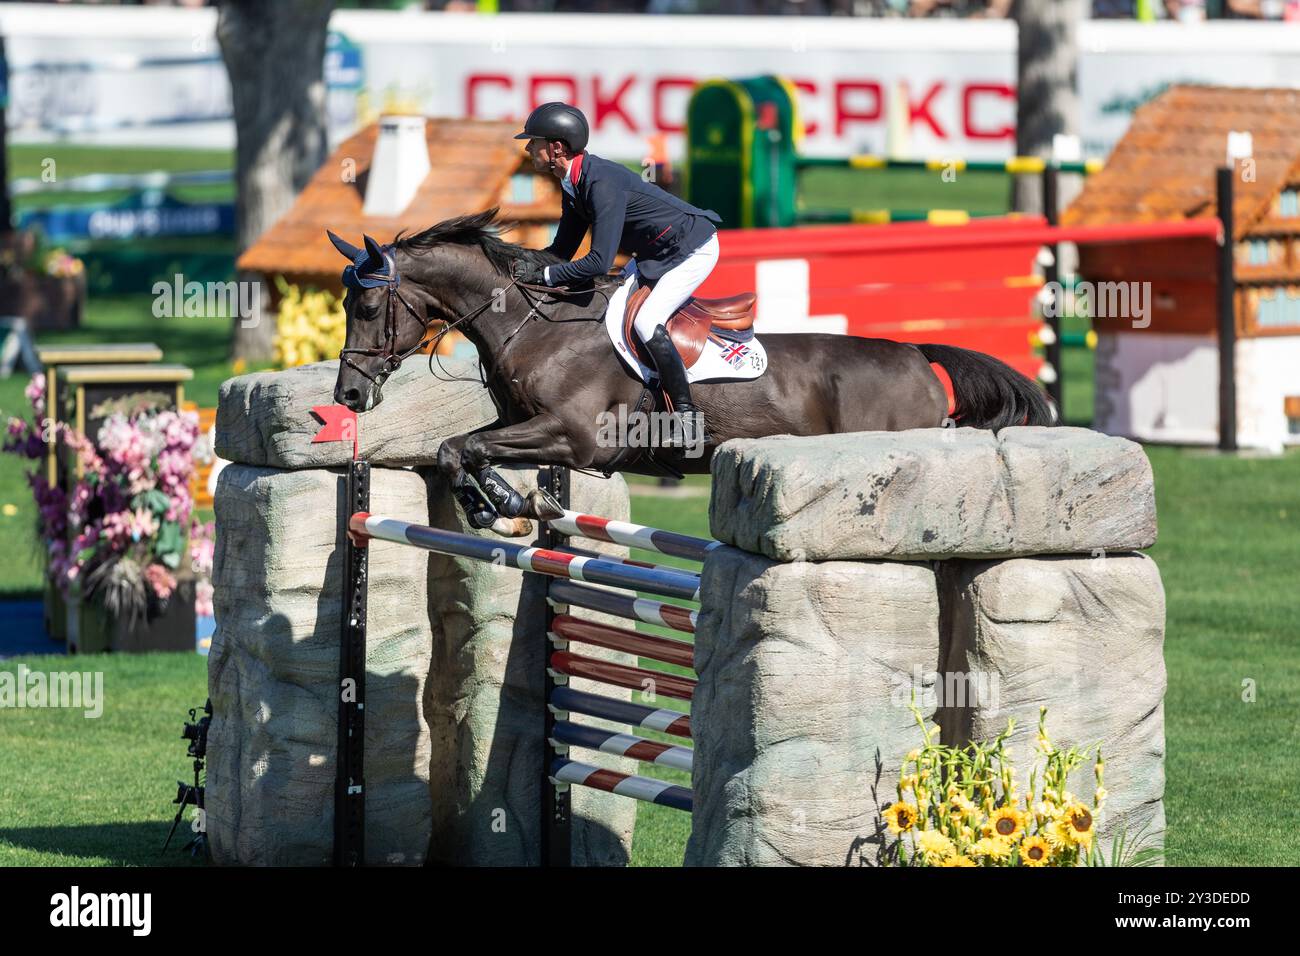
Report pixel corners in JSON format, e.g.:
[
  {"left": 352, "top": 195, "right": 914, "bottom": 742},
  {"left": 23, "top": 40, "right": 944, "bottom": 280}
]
[
  {"left": 798, "top": 166, "right": 1013, "bottom": 218},
  {"left": 1145, "top": 446, "right": 1300, "bottom": 866},
  {"left": 0, "top": 652, "right": 210, "bottom": 866}
]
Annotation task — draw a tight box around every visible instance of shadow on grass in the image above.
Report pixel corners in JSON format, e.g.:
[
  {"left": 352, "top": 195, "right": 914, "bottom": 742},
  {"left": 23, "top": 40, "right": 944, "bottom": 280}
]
[{"left": 0, "top": 821, "right": 209, "bottom": 867}]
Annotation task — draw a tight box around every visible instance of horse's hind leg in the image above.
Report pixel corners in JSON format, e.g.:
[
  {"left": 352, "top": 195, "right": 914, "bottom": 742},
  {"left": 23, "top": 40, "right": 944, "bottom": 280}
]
[{"left": 461, "top": 413, "right": 586, "bottom": 532}]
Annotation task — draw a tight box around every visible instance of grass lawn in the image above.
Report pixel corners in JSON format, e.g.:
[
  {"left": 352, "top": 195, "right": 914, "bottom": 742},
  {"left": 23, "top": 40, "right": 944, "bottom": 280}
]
[{"left": 1, "top": 155, "right": 1296, "bottom": 866}]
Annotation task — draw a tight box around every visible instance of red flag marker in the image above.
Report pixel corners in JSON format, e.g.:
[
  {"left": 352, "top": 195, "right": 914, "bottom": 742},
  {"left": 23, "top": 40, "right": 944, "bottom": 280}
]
[{"left": 311, "top": 405, "right": 359, "bottom": 460}]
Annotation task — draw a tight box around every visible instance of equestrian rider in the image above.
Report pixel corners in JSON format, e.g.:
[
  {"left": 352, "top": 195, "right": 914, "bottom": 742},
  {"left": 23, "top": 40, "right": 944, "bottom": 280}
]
[{"left": 513, "top": 102, "right": 722, "bottom": 449}]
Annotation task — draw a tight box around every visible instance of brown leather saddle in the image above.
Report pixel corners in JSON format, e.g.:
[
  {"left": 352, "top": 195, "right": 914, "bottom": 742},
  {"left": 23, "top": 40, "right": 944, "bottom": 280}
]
[{"left": 622, "top": 285, "right": 757, "bottom": 369}]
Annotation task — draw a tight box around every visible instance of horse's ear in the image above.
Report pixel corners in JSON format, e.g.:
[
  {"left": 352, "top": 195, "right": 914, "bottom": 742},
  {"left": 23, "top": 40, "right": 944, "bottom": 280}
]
[{"left": 327, "top": 230, "right": 361, "bottom": 261}]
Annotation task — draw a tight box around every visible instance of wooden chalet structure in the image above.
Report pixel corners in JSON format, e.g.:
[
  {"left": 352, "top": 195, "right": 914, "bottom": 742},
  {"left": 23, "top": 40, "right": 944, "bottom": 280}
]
[
  {"left": 1063, "top": 85, "right": 1300, "bottom": 450},
  {"left": 237, "top": 115, "right": 565, "bottom": 310}
]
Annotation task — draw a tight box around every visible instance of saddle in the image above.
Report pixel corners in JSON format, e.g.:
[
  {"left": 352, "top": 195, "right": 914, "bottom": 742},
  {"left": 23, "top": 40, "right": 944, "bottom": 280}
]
[{"left": 622, "top": 285, "right": 756, "bottom": 369}]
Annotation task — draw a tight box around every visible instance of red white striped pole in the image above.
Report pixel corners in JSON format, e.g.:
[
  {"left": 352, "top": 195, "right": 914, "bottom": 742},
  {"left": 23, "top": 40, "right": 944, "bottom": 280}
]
[
  {"left": 549, "top": 758, "right": 693, "bottom": 813},
  {"left": 548, "top": 510, "right": 722, "bottom": 564}
]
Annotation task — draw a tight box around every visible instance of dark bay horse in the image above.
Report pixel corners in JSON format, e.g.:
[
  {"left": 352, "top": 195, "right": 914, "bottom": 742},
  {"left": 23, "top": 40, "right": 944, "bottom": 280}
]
[{"left": 330, "top": 209, "right": 1055, "bottom": 535}]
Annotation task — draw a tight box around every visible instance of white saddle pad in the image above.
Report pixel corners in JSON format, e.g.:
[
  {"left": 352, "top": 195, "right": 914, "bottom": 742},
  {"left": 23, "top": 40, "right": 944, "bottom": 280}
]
[{"left": 603, "top": 276, "right": 769, "bottom": 385}]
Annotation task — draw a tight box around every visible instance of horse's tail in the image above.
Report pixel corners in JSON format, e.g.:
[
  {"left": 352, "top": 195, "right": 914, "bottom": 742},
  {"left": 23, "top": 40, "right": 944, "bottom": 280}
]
[{"left": 918, "top": 343, "right": 1057, "bottom": 430}]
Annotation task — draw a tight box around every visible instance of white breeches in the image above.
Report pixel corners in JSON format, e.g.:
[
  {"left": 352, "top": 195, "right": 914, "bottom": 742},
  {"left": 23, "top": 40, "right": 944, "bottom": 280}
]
[{"left": 609, "top": 233, "right": 720, "bottom": 341}]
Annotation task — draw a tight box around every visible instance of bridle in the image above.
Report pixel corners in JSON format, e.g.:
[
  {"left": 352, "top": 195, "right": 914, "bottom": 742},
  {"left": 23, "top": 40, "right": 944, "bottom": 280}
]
[{"left": 337, "top": 249, "right": 433, "bottom": 387}]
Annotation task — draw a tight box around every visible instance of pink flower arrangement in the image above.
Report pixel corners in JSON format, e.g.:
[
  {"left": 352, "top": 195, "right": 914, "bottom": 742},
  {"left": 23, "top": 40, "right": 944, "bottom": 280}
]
[
  {"left": 3, "top": 373, "right": 214, "bottom": 622},
  {"left": 44, "top": 249, "right": 85, "bottom": 279}
]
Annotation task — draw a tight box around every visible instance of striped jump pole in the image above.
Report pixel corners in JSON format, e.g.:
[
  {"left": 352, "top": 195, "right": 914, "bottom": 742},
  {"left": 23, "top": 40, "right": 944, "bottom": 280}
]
[
  {"left": 349, "top": 513, "right": 702, "bottom": 602},
  {"left": 550, "top": 686, "right": 692, "bottom": 740},
  {"left": 547, "top": 510, "right": 722, "bottom": 564},
  {"left": 551, "top": 720, "right": 694, "bottom": 772},
  {"left": 556, "top": 544, "right": 702, "bottom": 585},
  {"left": 549, "top": 614, "right": 694, "bottom": 669},
  {"left": 550, "top": 650, "right": 696, "bottom": 701},
  {"left": 549, "top": 580, "right": 698, "bottom": 634},
  {"left": 549, "top": 758, "right": 693, "bottom": 813}
]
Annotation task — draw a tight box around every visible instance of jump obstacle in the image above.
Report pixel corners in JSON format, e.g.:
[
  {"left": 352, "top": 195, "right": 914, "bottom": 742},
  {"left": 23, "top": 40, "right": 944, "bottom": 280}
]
[{"left": 338, "top": 461, "right": 708, "bottom": 867}]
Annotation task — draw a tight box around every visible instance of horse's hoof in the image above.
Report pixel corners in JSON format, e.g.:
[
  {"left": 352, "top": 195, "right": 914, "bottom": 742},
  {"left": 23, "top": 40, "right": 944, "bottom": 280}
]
[
  {"left": 491, "top": 516, "right": 533, "bottom": 537},
  {"left": 527, "top": 489, "right": 565, "bottom": 521},
  {"left": 465, "top": 508, "right": 500, "bottom": 530}
]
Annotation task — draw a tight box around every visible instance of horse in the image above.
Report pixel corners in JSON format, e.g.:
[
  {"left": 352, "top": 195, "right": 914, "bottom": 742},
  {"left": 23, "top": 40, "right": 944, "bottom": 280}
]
[{"left": 329, "top": 208, "right": 1055, "bottom": 536}]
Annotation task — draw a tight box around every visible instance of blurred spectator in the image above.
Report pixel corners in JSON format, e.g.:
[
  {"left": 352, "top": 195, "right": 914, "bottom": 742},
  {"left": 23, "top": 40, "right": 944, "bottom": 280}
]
[{"left": 908, "top": 0, "right": 1012, "bottom": 15}]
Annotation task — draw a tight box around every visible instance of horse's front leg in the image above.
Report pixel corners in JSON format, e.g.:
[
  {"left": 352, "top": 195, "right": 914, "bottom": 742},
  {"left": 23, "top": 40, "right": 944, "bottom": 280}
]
[
  {"left": 461, "top": 413, "right": 585, "bottom": 532},
  {"left": 436, "top": 433, "right": 525, "bottom": 535}
]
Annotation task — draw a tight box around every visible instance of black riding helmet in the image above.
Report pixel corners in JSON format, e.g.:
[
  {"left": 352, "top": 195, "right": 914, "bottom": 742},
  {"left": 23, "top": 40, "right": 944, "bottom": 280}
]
[{"left": 514, "top": 102, "right": 589, "bottom": 154}]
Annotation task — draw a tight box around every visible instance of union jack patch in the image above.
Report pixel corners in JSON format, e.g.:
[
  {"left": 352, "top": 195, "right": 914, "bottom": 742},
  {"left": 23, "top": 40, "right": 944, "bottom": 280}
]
[{"left": 720, "top": 342, "right": 749, "bottom": 366}]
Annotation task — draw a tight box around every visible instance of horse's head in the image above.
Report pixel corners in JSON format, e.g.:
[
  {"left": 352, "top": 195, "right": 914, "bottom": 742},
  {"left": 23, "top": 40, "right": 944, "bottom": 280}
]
[
  {"left": 328, "top": 230, "right": 434, "bottom": 412},
  {"left": 329, "top": 209, "right": 559, "bottom": 411}
]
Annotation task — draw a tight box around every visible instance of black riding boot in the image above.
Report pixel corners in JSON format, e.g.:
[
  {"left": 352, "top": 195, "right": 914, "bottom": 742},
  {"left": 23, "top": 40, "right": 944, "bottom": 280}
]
[{"left": 643, "top": 326, "right": 708, "bottom": 449}]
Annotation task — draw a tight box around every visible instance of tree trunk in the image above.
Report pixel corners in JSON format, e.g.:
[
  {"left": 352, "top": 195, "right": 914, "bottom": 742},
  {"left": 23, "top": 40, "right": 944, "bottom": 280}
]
[
  {"left": 217, "top": 0, "right": 335, "bottom": 363},
  {"left": 0, "top": 36, "right": 12, "bottom": 232},
  {"left": 1012, "top": 0, "right": 1083, "bottom": 214}
]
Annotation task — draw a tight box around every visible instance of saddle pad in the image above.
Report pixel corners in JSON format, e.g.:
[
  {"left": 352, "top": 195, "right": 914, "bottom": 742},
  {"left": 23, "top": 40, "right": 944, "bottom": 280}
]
[{"left": 604, "top": 280, "right": 769, "bottom": 385}]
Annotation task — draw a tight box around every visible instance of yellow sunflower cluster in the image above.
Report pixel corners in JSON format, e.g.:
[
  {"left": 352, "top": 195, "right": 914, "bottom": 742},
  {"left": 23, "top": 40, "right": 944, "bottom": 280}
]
[
  {"left": 273, "top": 277, "right": 347, "bottom": 369},
  {"left": 883, "top": 704, "right": 1106, "bottom": 868}
]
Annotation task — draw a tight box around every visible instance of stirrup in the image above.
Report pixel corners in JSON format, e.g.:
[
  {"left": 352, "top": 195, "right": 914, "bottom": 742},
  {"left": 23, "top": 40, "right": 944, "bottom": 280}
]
[{"left": 663, "top": 407, "right": 708, "bottom": 450}]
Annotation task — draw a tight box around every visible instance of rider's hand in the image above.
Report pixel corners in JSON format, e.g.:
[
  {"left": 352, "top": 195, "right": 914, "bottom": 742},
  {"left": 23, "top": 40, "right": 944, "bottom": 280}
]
[{"left": 513, "top": 261, "right": 546, "bottom": 285}]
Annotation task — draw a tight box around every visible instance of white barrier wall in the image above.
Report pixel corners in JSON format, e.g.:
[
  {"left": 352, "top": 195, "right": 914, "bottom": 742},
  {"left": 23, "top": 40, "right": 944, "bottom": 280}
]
[{"left": 1095, "top": 332, "right": 1300, "bottom": 453}]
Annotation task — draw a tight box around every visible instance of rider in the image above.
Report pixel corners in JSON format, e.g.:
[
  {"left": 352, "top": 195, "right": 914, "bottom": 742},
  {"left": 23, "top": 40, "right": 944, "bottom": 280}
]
[{"left": 513, "top": 102, "right": 721, "bottom": 449}]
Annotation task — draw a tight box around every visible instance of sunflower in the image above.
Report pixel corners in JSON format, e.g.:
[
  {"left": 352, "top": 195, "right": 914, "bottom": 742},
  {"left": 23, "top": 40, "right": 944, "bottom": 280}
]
[
  {"left": 1020, "top": 835, "right": 1052, "bottom": 866},
  {"left": 883, "top": 801, "right": 918, "bottom": 835},
  {"left": 1064, "top": 802, "right": 1095, "bottom": 849},
  {"left": 1041, "top": 818, "right": 1072, "bottom": 850},
  {"left": 987, "top": 806, "right": 1027, "bottom": 839},
  {"left": 917, "top": 828, "right": 956, "bottom": 863},
  {"left": 970, "top": 836, "right": 1012, "bottom": 861},
  {"left": 941, "top": 855, "right": 977, "bottom": 867}
]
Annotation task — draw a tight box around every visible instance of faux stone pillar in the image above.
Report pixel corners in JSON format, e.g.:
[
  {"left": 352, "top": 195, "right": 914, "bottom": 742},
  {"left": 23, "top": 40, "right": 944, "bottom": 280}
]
[
  {"left": 207, "top": 464, "right": 433, "bottom": 865},
  {"left": 936, "top": 553, "right": 1167, "bottom": 856},
  {"left": 685, "top": 546, "right": 940, "bottom": 866}
]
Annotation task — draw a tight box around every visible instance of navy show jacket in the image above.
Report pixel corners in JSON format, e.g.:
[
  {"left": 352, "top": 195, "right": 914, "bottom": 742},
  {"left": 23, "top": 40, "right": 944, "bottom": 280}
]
[{"left": 543, "top": 152, "right": 722, "bottom": 287}]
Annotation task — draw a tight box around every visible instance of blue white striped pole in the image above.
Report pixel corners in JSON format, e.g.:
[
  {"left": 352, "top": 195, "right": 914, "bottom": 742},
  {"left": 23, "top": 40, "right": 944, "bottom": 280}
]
[{"left": 349, "top": 513, "right": 702, "bottom": 601}]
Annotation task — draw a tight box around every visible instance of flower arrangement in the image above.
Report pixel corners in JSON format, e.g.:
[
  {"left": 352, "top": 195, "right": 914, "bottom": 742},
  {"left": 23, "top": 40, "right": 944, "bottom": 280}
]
[
  {"left": 43, "top": 248, "right": 85, "bottom": 279},
  {"left": 273, "top": 277, "right": 346, "bottom": 368},
  {"left": 3, "top": 373, "right": 213, "bottom": 627},
  {"left": 0, "top": 232, "right": 85, "bottom": 281},
  {"left": 882, "top": 701, "right": 1109, "bottom": 867}
]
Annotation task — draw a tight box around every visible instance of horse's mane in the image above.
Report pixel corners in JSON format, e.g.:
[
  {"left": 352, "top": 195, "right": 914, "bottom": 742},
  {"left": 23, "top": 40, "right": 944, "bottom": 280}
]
[{"left": 395, "top": 207, "right": 561, "bottom": 277}]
